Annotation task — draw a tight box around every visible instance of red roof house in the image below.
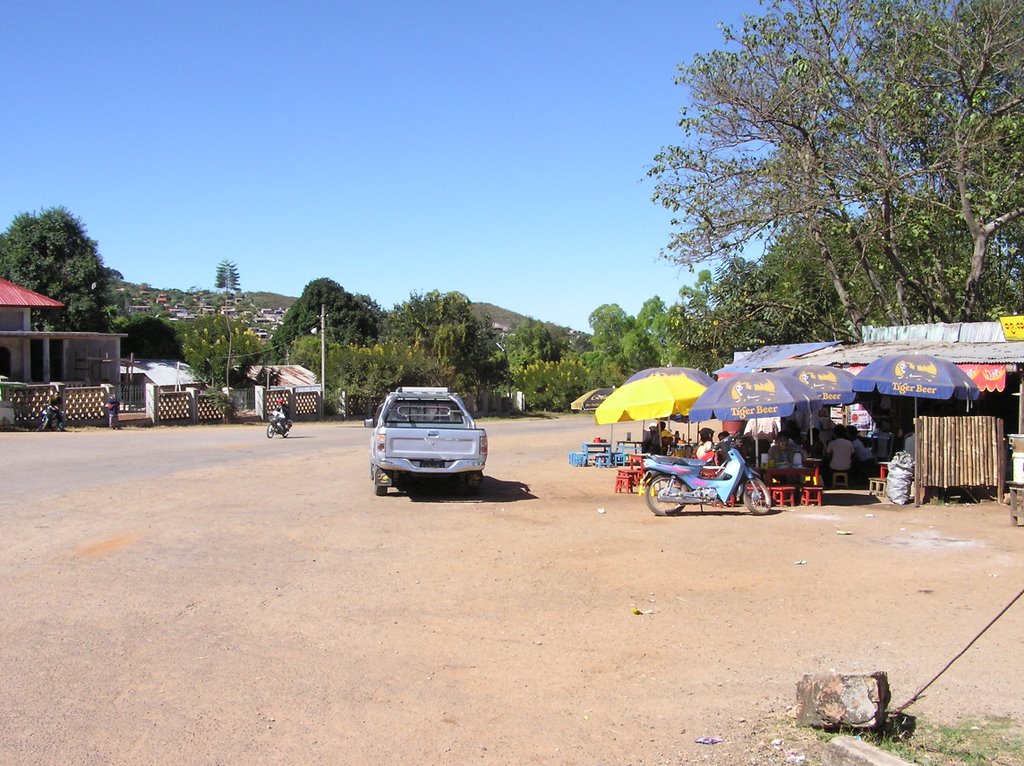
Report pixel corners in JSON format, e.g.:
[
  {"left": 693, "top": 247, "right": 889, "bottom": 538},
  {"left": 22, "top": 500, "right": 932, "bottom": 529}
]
[{"left": 0, "top": 277, "right": 123, "bottom": 385}]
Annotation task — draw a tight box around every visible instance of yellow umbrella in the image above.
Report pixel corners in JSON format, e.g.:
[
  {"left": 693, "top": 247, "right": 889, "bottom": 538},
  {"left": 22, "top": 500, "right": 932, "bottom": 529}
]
[{"left": 593, "top": 373, "right": 708, "bottom": 425}]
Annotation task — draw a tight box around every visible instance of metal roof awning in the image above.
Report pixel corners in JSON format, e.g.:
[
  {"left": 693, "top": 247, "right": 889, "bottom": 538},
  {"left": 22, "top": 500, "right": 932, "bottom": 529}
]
[
  {"left": 768, "top": 340, "right": 1024, "bottom": 367},
  {"left": 715, "top": 341, "right": 840, "bottom": 376}
]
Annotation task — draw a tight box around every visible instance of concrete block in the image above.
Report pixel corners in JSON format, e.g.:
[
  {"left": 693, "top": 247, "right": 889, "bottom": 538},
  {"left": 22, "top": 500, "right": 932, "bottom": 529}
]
[
  {"left": 796, "top": 672, "right": 890, "bottom": 729},
  {"left": 821, "top": 735, "right": 914, "bottom": 766}
]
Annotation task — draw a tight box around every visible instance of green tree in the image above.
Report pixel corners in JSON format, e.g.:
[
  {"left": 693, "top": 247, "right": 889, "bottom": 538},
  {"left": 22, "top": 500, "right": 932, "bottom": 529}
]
[
  {"left": 649, "top": 0, "right": 1024, "bottom": 328},
  {"left": 270, "top": 278, "right": 382, "bottom": 363},
  {"left": 113, "top": 315, "right": 184, "bottom": 359},
  {"left": 587, "top": 304, "right": 632, "bottom": 359},
  {"left": 505, "top": 318, "right": 560, "bottom": 374},
  {"left": 514, "top": 359, "right": 592, "bottom": 412},
  {"left": 214, "top": 260, "right": 240, "bottom": 294},
  {"left": 177, "top": 315, "right": 262, "bottom": 387},
  {"left": 213, "top": 260, "right": 241, "bottom": 387},
  {"left": 0, "top": 207, "right": 111, "bottom": 331},
  {"left": 383, "top": 290, "right": 505, "bottom": 394}
]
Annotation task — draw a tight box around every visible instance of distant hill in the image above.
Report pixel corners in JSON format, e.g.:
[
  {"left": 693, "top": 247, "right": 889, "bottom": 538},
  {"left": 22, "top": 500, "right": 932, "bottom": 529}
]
[
  {"left": 111, "top": 281, "right": 583, "bottom": 338},
  {"left": 471, "top": 302, "right": 582, "bottom": 338}
]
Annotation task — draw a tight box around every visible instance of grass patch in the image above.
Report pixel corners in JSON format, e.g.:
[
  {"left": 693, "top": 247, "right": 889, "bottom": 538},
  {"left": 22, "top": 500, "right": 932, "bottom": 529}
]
[{"left": 856, "top": 716, "right": 1024, "bottom": 765}]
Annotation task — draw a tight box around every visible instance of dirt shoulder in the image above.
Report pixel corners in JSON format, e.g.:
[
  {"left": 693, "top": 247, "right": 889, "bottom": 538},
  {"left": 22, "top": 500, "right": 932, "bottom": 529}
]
[{"left": 1, "top": 417, "right": 1022, "bottom": 765}]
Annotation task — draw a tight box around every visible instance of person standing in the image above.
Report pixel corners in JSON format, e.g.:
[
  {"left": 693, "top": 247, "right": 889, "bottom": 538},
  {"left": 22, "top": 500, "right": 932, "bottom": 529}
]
[{"left": 105, "top": 391, "right": 121, "bottom": 429}]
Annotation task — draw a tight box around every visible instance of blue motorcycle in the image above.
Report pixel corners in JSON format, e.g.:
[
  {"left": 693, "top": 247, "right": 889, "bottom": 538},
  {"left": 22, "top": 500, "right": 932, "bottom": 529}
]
[
  {"left": 642, "top": 436, "right": 772, "bottom": 516},
  {"left": 38, "top": 403, "right": 65, "bottom": 432}
]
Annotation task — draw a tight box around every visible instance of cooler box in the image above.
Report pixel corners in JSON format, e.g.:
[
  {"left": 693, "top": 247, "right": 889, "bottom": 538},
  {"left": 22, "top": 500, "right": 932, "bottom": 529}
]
[{"left": 1010, "top": 434, "right": 1024, "bottom": 484}]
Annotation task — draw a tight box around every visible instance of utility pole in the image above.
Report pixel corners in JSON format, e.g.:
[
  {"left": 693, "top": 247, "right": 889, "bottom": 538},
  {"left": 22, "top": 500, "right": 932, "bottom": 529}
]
[{"left": 320, "top": 303, "right": 326, "bottom": 404}]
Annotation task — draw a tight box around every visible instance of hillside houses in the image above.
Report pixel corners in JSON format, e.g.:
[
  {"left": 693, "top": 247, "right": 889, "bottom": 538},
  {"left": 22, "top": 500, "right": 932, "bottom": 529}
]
[{"left": 114, "top": 285, "right": 287, "bottom": 337}]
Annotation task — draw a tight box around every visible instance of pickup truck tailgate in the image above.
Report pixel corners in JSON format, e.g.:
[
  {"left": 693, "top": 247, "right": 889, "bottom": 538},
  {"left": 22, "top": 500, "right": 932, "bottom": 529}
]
[{"left": 388, "top": 429, "right": 481, "bottom": 462}]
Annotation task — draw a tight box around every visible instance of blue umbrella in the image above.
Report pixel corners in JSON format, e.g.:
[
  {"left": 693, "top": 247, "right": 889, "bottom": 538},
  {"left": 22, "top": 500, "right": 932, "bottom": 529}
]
[
  {"left": 688, "top": 372, "right": 821, "bottom": 422},
  {"left": 778, "top": 365, "right": 857, "bottom": 405},
  {"left": 851, "top": 354, "right": 979, "bottom": 401}
]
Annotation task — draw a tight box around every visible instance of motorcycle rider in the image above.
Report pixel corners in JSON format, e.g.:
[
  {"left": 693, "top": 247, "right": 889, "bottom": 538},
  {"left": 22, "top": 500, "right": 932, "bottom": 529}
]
[
  {"left": 271, "top": 397, "right": 291, "bottom": 433},
  {"left": 39, "top": 395, "right": 65, "bottom": 431}
]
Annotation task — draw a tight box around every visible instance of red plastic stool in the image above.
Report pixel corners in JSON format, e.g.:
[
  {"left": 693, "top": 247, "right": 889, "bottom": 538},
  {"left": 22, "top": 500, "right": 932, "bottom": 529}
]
[
  {"left": 800, "top": 486, "right": 823, "bottom": 506},
  {"left": 614, "top": 470, "right": 634, "bottom": 493},
  {"left": 770, "top": 485, "right": 796, "bottom": 506}
]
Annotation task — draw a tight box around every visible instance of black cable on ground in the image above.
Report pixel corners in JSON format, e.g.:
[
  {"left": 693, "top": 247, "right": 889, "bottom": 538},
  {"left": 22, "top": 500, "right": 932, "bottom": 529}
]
[{"left": 892, "top": 584, "right": 1024, "bottom": 716}]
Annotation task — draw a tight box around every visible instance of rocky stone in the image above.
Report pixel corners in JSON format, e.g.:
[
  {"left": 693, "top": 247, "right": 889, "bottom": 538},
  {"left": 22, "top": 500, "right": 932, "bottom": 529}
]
[{"left": 795, "top": 672, "right": 890, "bottom": 729}]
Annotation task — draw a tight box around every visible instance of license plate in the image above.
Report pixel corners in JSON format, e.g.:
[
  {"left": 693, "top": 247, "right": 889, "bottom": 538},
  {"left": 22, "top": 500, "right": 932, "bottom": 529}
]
[{"left": 419, "top": 459, "right": 444, "bottom": 468}]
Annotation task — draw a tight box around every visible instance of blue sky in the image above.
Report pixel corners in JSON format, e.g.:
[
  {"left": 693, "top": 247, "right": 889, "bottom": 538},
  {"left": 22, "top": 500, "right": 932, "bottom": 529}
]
[{"left": 2, "top": 1, "right": 761, "bottom": 332}]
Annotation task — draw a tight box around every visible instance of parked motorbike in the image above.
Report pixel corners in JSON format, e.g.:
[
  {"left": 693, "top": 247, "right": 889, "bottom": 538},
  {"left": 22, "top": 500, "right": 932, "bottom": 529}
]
[
  {"left": 38, "top": 403, "right": 66, "bottom": 432},
  {"left": 642, "top": 436, "right": 772, "bottom": 516},
  {"left": 266, "top": 409, "right": 292, "bottom": 438}
]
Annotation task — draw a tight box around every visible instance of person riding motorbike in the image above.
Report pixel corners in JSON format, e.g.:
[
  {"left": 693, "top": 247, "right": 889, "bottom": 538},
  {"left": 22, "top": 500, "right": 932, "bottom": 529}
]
[
  {"left": 39, "top": 396, "right": 65, "bottom": 431},
  {"left": 269, "top": 397, "right": 292, "bottom": 435}
]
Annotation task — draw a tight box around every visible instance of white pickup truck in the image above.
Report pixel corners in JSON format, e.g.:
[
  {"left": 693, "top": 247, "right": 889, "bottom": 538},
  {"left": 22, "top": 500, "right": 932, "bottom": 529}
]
[{"left": 365, "top": 387, "right": 487, "bottom": 496}]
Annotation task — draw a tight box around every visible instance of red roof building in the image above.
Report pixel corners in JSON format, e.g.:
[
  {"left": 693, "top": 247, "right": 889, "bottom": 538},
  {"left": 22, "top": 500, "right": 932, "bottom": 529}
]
[
  {"left": 0, "top": 277, "right": 123, "bottom": 386},
  {"left": 0, "top": 277, "right": 64, "bottom": 309}
]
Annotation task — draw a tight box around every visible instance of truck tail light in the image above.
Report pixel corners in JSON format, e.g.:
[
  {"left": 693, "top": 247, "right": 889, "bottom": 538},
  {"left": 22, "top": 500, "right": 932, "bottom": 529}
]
[
  {"left": 374, "top": 433, "right": 386, "bottom": 453},
  {"left": 480, "top": 434, "right": 487, "bottom": 455}
]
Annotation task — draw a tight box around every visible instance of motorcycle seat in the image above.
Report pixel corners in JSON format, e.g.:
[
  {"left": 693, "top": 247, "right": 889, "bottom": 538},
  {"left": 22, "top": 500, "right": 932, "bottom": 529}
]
[{"left": 648, "top": 455, "right": 706, "bottom": 468}]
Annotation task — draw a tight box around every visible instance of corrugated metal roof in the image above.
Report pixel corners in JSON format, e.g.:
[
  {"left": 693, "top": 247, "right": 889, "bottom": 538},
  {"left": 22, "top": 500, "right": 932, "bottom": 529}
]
[
  {"left": 861, "top": 322, "right": 1005, "bottom": 343},
  {"left": 715, "top": 341, "right": 840, "bottom": 375},
  {"left": 0, "top": 277, "right": 64, "bottom": 308},
  {"left": 769, "top": 340, "right": 1024, "bottom": 367},
  {"left": 121, "top": 359, "right": 201, "bottom": 387},
  {"left": 247, "top": 364, "right": 318, "bottom": 387}
]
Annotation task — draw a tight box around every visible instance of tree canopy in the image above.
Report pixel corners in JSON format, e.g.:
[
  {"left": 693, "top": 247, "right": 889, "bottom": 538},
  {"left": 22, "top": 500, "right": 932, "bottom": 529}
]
[
  {"left": 383, "top": 290, "right": 505, "bottom": 394},
  {"left": 650, "top": 0, "right": 1024, "bottom": 331},
  {"left": 0, "top": 207, "right": 112, "bottom": 331},
  {"left": 177, "top": 315, "right": 263, "bottom": 387},
  {"left": 270, "top": 277, "right": 382, "bottom": 363}
]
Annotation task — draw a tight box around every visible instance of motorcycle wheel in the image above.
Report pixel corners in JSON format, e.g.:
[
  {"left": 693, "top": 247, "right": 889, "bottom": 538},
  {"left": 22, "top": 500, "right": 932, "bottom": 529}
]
[
  {"left": 266, "top": 423, "right": 275, "bottom": 439},
  {"left": 644, "top": 474, "right": 682, "bottom": 516},
  {"left": 742, "top": 477, "right": 773, "bottom": 515}
]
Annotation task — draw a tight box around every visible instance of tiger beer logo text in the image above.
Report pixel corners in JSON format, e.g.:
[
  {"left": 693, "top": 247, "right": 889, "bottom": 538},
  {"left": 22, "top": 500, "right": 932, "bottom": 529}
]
[{"left": 891, "top": 359, "right": 939, "bottom": 395}]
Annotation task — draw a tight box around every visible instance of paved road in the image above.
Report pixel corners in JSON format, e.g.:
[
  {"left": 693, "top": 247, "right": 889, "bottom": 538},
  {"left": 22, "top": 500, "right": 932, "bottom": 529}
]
[{"left": 0, "top": 417, "right": 593, "bottom": 508}]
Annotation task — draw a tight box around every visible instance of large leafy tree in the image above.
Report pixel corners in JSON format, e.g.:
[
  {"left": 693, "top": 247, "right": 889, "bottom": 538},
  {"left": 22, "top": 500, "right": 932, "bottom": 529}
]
[
  {"left": 113, "top": 315, "right": 184, "bottom": 359},
  {"left": 650, "top": 0, "right": 1024, "bottom": 329},
  {"left": 177, "top": 315, "right": 262, "bottom": 387},
  {"left": 505, "top": 318, "right": 560, "bottom": 374},
  {"left": 0, "top": 207, "right": 111, "bottom": 331},
  {"left": 383, "top": 290, "right": 505, "bottom": 394},
  {"left": 270, "top": 277, "right": 382, "bottom": 363},
  {"left": 586, "top": 302, "right": 660, "bottom": 377}
]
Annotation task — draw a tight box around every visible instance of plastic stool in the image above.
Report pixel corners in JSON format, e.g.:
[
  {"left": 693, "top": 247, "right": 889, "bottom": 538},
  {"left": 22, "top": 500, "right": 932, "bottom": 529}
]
[
  {"left": 568, "top": 452, "right": 587, "bottom": 467},
  {"left": 831, "top": 471, "right": 849, "bottom": 488},
  {"left": 800, "top": 486, "right": 823, "bottom": 506},
  {"left": 770, "top": 485, "right": 796, "bottom": 506},
  {"left": 614, "top": 470, "right": 633, "bottom": 493}
]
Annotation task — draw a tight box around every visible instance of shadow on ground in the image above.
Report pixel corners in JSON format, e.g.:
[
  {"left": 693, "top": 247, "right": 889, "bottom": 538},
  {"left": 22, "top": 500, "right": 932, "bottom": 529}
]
[{"left": 389, "top": 475, "right": 536, "bottom": 504}]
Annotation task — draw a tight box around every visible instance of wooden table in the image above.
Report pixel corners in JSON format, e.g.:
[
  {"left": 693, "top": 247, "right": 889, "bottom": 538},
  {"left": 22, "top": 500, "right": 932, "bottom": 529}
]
[
  {"left": 762, "top": 466, "right": 821, "bottom": 486},
  {"left": 1009, "top": 483, "right": 1024, "bottom": 526}
]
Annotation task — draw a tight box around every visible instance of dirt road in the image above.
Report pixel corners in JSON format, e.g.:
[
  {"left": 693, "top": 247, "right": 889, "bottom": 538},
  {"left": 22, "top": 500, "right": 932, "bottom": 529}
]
[{"left": 1, "top": 418, "right": 1022, "bottom": 765}]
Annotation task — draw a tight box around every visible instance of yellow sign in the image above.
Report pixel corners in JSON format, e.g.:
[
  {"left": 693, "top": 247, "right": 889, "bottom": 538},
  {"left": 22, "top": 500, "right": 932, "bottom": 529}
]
[{"left": 1000, "top": 315, "right": 1024, "bottom": 340}]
